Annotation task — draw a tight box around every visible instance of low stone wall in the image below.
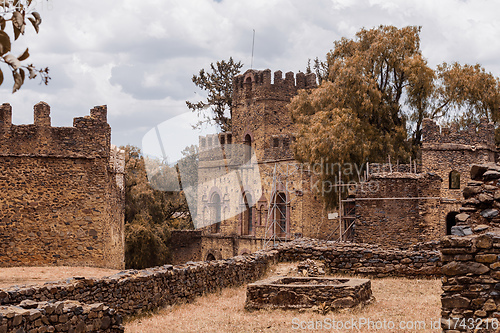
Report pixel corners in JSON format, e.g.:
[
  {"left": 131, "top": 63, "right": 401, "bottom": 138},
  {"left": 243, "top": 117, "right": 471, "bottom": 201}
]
[
  {"left": 0, "top": 300, "right": 123, "bottom": 332},
  {"left": 276, "top": 239, "right": 442, "bottom": 278},
  {"left": 0, "top": 251, "right": 277, "bottom": 318},
  {"left": 441, "top": 233, "right": 500, "bottom": 332},
  {"left": 245, "top": 276, "right": 372, "bottom": 310}
]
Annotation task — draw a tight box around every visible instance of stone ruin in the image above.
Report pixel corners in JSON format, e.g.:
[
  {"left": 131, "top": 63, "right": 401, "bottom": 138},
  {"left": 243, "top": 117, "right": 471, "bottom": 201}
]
[
  {"left": 245, "top": 276, "right": 372, "bottom": 311},
  {"left": 297, "top": 259, "right": 326, "bottom": 277},
  {"left": 245, "top": 259, "right": 372, "bottom": 312},
  {"left": 450, "top": 163, "right": 500, "bottom": 236}
]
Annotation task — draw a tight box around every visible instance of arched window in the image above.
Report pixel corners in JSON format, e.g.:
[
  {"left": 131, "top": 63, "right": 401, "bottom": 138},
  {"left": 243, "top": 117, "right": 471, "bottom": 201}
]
[
  {"left": 449, "top": 170, "right": 460, "bottom": 189},
  {"left": 446, "top": 212, "right": 458, "bottom": 235},
  {"left": 242, "top": 192, "right": 253, "bottom": 235},
  {"left": 259, "top": 204, "right": 266, "bottom": 226},
  {"left": 273, "top": 192, "right": 287, "bottom": 237},
  {"left": 210, "top": 193, "right": 221, "bottom": 233},
  {"left": 244, "top": 134, "right": 252, "bottom": 162}
]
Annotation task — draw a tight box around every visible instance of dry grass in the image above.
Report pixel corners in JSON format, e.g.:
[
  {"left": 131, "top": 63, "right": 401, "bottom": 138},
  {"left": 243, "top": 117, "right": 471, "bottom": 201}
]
[
  {"left": 125, "top": 263, "right": 442, "bottom": 333},
  {"left": 0, "top": 266, "right": 120, "bottom": 289}
]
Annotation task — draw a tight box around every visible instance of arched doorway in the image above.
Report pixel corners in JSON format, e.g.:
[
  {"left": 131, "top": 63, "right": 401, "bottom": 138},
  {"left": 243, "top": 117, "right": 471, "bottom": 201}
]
[
  {"left": 206, "top": 253, "right": 216, "bottom": 261},
  {"left": 446, "top": 212, "right": 459, "bottom": 235}
]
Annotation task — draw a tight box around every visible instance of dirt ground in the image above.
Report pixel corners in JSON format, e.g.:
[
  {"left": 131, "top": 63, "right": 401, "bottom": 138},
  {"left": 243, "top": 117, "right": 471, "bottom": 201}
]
[{"left": 0, "top": 266, "right": 121, "bottom": 289}]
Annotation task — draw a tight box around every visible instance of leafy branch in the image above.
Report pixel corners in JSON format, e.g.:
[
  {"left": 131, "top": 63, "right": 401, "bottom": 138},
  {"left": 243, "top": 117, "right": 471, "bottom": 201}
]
[{"left": 0, "top": 0, "right": 50, "bottom": 92}]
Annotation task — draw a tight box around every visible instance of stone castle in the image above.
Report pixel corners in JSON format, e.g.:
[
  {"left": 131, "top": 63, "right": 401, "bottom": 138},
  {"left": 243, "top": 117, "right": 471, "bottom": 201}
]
[
  {"left": 171, "top": 68, "right": 500, "bottom": 262},
  {"left": 0, "top": 102, "right": 125, "bottom": 269}
]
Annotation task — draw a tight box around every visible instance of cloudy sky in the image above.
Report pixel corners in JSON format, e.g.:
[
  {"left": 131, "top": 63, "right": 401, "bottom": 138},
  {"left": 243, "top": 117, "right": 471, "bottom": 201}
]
[{"left": 1, "top": 0, "right": 500, "bottom": 157}]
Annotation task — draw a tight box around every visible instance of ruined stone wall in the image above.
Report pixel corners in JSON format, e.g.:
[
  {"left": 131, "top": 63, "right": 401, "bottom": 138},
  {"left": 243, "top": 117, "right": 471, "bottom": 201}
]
[
  {"left": 355, "top": 172, "right": 443, "bottom": 248},
  {"left": 0, "top": 300, "right": 123, "bottom": 332},
  {"left": 452, "top": 163, "right": 500, "bottom": 231},
  {"left": 0, "top": 251, "right": 277, "bottom": 317},
  {"left": 277, "top": 238, "right": 442, "bottom": 278},
  {"left": 0, "top": 102, "right": 125, "bottom": 269},
  {"left": 169, "top": 230, "right": 203, "bottom": 264},
  {"left": 168, "top": 231, "right": 265, "bottom": 263},
  {"left": 441, "top": 233, "right": 500, "bottom": 332}
]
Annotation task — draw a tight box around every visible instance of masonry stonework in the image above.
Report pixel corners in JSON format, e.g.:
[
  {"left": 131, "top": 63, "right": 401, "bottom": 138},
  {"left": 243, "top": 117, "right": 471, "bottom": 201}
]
[
  {"left": 0, "top": 102, "right": 125, "bottom": 269},
  {"left": 354, "top": 119, "right": 497, "bottom": 248}
]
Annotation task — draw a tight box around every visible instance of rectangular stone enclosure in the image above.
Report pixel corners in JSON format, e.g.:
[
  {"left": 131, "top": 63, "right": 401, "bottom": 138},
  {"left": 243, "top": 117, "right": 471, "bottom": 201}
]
[{"left": 245, "top": 276, "right": 372, "bottom": 310}]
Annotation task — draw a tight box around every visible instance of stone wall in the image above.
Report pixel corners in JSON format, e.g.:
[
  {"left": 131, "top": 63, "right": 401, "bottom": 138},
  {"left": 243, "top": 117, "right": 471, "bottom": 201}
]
[
  {"left": 0, "top": 102, "right": 125, "bottom": 269},
  {"left": 452, "top": 163, "right": 500, "bottom": 232},
  {"left": 169, "top": 231, "right": 265, "bottom": 264},
  {"left": 0, "top": 300, "right": 123, "bottom": 332},
  {"left": 441, "top": 233, "right": 500, "bottom": 332},
  {"left": 355, "top": 172, "right": 444, "bottom": 248},
  {"left": 0, "top": 250, "right": 277, "bottom": 317},
  {"left": 277, "top": 238, "right": 442, "bottom": 278}
]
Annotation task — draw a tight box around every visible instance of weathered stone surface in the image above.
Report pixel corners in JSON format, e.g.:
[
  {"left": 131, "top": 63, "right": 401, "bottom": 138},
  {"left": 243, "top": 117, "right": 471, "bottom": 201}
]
[
  {"left": 476, "top": 235, "right": 494, "bottom": 249},
  {"left": 483, "top": 299, "right": 497, "bottom": 311},
  {"left": 481, "top": 209, "right": 499, "bottom": 219},
  {"left": 451, "top": 226, "right": 473, "bottom": 236},
  {"left": 483, "top": 170, "right": 500, "bottom": 181},
  {"left": 475, "top": 254, "right": 498, "bottom": 263},
  {"left": 0, "top": 103, "right": 125, "bottom": 270},
  {"left": 442, "top": 295, "right": 470, "bottom": 308},
  {"left": 455, "top": 213, "right": 470, "bottom": 223},
  {"left": 245, "top": 276, "right": 372, "bottom": 310},
  {"left": 442, "top": 261, "right": 490, "bottom": 276},
  {"left": 471, "top": 165, "right": 489, "bottom": 180},
  {"left": 473, "top": 225, "right": 490, "bottom": 232},
  {"left": 0, "top": 300, "right": 122, "bottom": 333},
  {"left": 478, "top": 193, "right": 494, "bottom": 203}
]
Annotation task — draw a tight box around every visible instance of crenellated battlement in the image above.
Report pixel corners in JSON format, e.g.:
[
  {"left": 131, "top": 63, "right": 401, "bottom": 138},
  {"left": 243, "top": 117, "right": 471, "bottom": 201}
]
[
  {"left": 232, "top": 69, "right": 316, "bottom": 104},
  {"left": 199, "top": 132, "right": 233, "bottom": 152},
  {"left": 0, "top": 102, "right": 111, "bottom": 158},
  {"left": 422, "top": 118, "right": 495, "bottom": 149}
]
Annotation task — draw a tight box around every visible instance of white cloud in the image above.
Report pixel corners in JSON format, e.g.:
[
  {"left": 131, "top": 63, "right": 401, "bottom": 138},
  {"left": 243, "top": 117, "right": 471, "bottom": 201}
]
[{"left": 1, "top": 0, "right": 499, "bottom": 148}]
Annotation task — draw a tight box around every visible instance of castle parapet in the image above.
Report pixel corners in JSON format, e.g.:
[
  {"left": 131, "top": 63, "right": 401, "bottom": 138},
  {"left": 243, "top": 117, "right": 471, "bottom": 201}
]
[
  {"left": 0, "top": 102, "right": 111, "bottom": 158},
  {"left": 422, "top": 118, "right": 495, "bottom": 149},
  {"left": 199, "top": 132, "right": 233, "bottom": 162},
  {"left": 233, "top": 69, "right": 316, "bottom": 103}
]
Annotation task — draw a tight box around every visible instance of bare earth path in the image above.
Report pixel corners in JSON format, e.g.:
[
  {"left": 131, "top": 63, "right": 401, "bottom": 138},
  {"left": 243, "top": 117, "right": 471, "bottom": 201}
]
[
  {"left": 125, "top": 264, "right": 442, "bottom": 333},
  {"left": 0, "top": 266, "right": 120, "bottom": 289}
]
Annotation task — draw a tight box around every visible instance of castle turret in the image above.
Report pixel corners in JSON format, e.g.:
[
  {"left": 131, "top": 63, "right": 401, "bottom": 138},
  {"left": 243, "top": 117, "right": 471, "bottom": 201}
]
[{"left": 231, "top": 69, "right": 316, "bottom": 162}]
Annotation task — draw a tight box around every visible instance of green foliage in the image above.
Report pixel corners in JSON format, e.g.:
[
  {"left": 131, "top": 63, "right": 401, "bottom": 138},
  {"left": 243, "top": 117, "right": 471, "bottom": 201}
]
[
  {"left": 122, "top": 145, "right": 193, "bottom": 269},
  {"left": 186, "top": 57, "right": 243, "bottom": 132},
  {"left": 0, "top": 0, "right": 50, "bottom": 92},
  {"left": 291, "top": 25, "right": 500, "bottom": 207}
]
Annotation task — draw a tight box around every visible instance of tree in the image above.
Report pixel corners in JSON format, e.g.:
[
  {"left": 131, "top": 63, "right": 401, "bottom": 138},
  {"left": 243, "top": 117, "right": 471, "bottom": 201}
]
[
  {"left": 0, "top": 0, "right": 50, "bottom": 92},
  {"left": 186, "top": 57, "right": 243, "bottom": 132},
  {"left": 290, "top": 25, "right": 500, "bottom": 207},
  {"left": 434, "top": 62, "right": 500, "bottom": 142},
  {"left": 122, "top": 145, "right": 193, "bottom": 269},
  {"left": 291, "top": 26, "right": 428, "bottom": 189}
]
